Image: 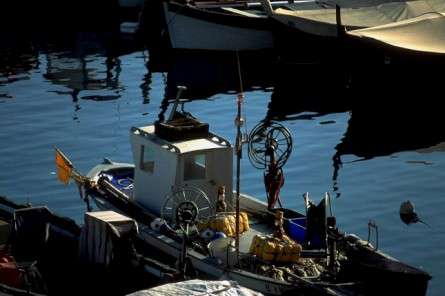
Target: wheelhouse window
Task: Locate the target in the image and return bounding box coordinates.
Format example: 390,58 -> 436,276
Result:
184,153 -> 206,180
140,145 -> 154,173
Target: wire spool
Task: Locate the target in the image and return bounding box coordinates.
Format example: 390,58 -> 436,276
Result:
248,121 -> 293,170
161,186 -> 212,228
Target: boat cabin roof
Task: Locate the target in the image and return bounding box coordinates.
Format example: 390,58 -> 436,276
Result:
133,125 -> 232,154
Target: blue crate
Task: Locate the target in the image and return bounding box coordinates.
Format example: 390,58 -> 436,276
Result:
288,217 -> 306,244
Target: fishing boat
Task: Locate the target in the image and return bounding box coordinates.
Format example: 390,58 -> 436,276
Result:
0,195 -> 182,295
56,89 -> 431,295
161,0 -> 275,51
0,196 -> 81,296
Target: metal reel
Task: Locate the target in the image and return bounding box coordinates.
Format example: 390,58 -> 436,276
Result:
161,186 -> 212,227
248,121 -> 293,170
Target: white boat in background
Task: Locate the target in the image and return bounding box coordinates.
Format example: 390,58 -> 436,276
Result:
162,0 -> 274,51
261,0 -> 445,37
347,12 -> 445,55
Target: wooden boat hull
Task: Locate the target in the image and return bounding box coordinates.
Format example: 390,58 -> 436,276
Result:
162,1 -> 274,51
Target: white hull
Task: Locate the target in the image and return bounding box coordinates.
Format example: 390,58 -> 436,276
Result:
163,4 -> 274,51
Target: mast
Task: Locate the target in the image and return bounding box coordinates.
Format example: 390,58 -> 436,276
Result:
235,52 -> 244,261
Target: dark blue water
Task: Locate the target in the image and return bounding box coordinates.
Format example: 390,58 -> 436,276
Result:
1,33 -> 444,295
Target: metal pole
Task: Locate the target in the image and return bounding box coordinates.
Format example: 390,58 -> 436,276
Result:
235,98 -> 241,261
235,51 -> 244,262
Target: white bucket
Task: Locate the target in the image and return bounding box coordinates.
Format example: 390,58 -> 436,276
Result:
208,237 -> 237,267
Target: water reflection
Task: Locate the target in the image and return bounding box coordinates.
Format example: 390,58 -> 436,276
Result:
334,106 -> 445,160
148,49 -> 354,117
140,63 -> 152,105
38,32 -> 143,119
337,66 -> 445,159
155,51 -> 275,101
0,33 -> 39,100
43,52 -> 122,120
147,50 -> 277,123
265,63 -> 352,122
332,66 -> 445,194
44,53 -> 123,96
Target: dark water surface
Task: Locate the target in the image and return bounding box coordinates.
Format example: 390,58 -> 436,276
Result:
1,33 -> 444,295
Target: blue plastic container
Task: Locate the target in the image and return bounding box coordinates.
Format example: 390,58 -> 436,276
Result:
287,217 -> 306,244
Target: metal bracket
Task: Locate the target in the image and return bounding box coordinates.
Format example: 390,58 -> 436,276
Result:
367,219 -> 379,250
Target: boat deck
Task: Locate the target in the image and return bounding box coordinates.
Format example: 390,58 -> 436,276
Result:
100,168 -> 286,255
239,216 -> 272,253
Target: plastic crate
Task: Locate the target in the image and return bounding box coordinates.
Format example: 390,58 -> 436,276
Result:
287,217 -> 306,244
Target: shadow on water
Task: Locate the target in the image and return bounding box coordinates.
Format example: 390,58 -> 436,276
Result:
0,1 -> 121,32
0,34 -> 40,86
337,65 -> 445,159
265,63 -> 353,122
164,51 -> 276,100
331,65 -> 445,192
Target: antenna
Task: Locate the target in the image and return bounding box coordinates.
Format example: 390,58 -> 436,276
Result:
236,51 -> 244,94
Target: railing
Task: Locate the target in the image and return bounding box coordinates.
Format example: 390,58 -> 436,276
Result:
132,126 -> 232,152
131,126 -> 180,153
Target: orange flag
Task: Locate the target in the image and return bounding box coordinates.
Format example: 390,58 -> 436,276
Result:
55,148 -> 72,185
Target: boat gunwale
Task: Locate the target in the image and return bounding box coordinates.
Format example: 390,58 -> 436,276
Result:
166,0 -> 273,30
